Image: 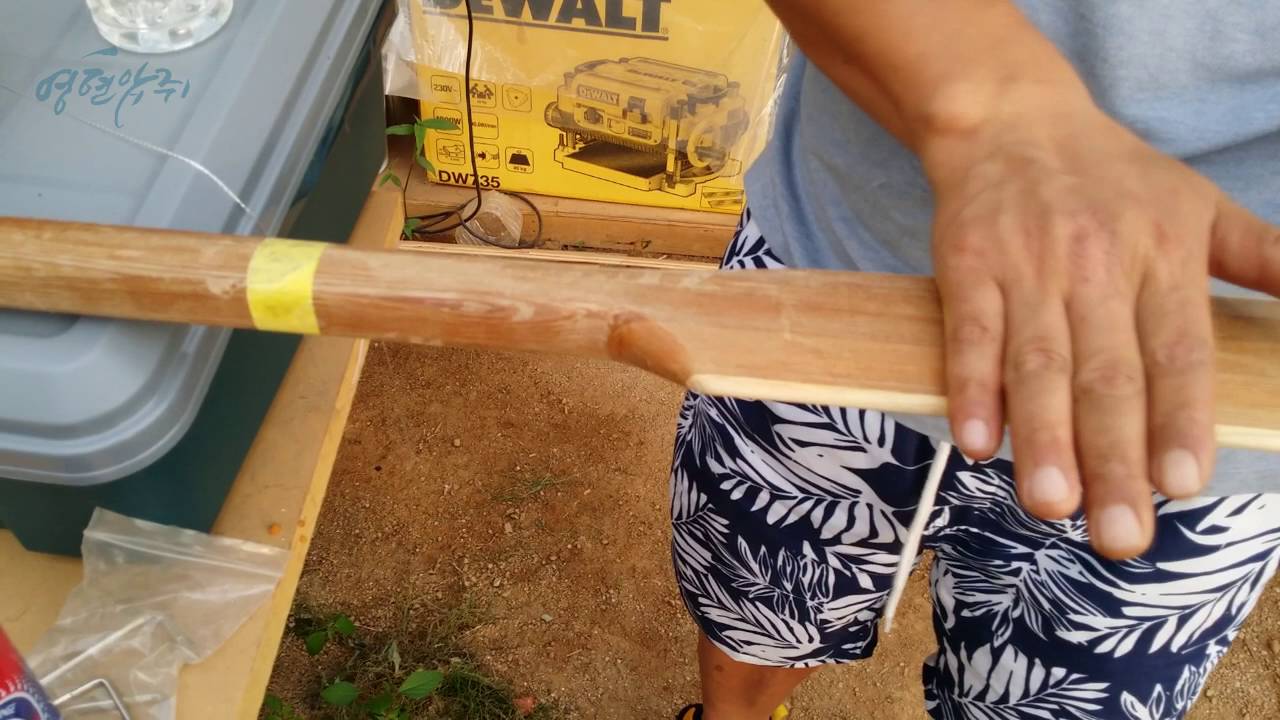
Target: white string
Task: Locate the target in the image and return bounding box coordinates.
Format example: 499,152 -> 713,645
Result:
0,82 -> 266,236
882,440 -> 952,634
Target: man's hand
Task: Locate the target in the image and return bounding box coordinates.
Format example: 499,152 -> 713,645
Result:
924,99 -> 1279,558
765,0 -> 1280,558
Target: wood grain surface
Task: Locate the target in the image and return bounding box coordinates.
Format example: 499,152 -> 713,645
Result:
2,216 -> 1279,450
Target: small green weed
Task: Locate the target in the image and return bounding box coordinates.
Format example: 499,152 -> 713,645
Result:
381,117 -> 458,187
381,117 -> 459,241
268,601 -> 564,720
402,217 -> 423,239
296,613 -> 357,656
263,694 -> 304,720
316,667 -> 444,719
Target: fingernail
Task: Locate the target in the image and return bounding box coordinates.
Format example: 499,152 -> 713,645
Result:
1094,504 -> 1145,555
1161,449 -> 1202,497
959,419 -> 990,452
1026,466 -> 1070,507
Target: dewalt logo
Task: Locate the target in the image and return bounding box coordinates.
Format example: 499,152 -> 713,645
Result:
579,85 -> 620,105
422,0 -> 672,40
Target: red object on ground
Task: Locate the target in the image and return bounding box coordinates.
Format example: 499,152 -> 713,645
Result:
513,695 -> 537,716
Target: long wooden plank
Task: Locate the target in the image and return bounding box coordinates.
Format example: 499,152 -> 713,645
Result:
404,171 -> 736,258
2,216 -> 1280,450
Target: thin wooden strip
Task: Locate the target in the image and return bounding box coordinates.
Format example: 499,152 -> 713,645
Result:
2,216 -> 1279,451
399,239 -> 715,269
689,375 -> 949,417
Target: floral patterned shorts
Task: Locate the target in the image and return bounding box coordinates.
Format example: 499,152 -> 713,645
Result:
669,208 -> 1280,720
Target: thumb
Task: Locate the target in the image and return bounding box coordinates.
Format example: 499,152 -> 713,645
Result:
1210,194 -> 1280,297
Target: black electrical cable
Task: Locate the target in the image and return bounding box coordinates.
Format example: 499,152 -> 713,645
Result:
415,0 -> 482,234
410,0 -> 546,249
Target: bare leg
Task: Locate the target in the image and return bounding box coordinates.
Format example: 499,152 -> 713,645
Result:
699,633 -> 818,720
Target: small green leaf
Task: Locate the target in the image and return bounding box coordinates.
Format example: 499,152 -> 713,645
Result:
418,118 -> 459,131
385,124 -> 415,136
398,669 -> 444,699
412,125 -> 427,158
320,680 -> 360,707
415,154 -> 431,171
379,172 -> 403,189
304,630 -> 328,656
403,218 -> 422,239
263,694 -> 284,713
365,692 -> 394,715
332,614 -> 356,637
423,159 -> 436,175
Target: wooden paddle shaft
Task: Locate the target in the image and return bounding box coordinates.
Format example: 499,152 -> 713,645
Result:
3,216 -> 1280,451
0,217 -> 754,376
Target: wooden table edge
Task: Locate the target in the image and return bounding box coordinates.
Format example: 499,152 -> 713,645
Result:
229,174 -> 405,718
230,337 -> 369,719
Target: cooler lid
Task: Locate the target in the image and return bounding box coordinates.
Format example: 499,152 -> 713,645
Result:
0,0 -> 382,485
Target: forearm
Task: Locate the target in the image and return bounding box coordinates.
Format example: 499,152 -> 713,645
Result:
764,0 -> 1096,157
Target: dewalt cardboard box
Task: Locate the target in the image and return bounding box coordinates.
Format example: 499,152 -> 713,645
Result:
408,0 -> 786,214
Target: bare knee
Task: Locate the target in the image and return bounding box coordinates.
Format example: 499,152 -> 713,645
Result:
698,634 -> 816,720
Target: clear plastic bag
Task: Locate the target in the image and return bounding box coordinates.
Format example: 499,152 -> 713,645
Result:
26,509 -> 287,720
381,1 -> 422,100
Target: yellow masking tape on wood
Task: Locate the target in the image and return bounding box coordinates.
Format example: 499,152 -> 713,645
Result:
246,239 -> 326,334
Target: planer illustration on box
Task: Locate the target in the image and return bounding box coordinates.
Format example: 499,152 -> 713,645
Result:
545,57 -> 749,197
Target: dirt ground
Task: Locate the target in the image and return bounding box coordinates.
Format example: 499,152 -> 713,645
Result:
268,343 -> 1280,719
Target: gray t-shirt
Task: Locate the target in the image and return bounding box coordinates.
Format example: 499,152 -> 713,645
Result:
745,1 -> 1280,495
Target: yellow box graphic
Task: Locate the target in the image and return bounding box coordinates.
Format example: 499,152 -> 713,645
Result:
409,0 -> 785,214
